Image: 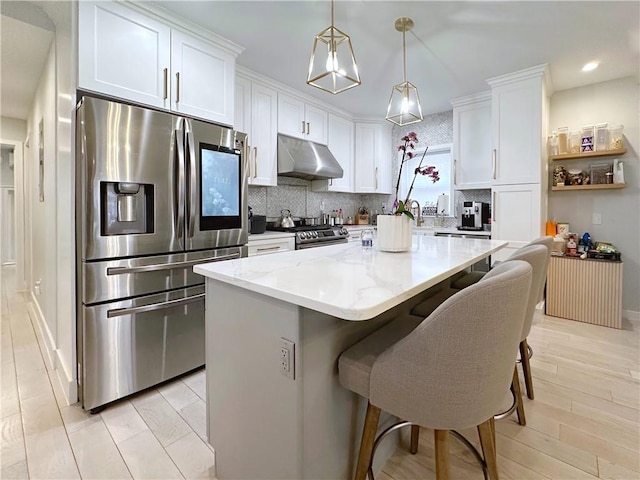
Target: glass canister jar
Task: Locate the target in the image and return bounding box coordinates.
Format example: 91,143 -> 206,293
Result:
595,123 -> 609,151
581,125 -> 594,152
569,131 -> 581,154
557,127 -> 569,155
547,133 -> 559,156
610,125 -> 624,150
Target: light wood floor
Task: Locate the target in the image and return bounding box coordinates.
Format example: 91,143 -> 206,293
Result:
1,264 -> 639,479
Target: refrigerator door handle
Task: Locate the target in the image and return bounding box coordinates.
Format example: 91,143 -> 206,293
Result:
107,293 -> 205,318
185,121 -> 198,238
175,120 -> 186,247
106,253 -> 240,275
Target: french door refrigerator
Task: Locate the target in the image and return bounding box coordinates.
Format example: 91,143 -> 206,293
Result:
76,96 -> 248,412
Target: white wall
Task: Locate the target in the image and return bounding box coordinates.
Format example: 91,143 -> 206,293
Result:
26,39 -> 58,373
1,118 -> 27,141
549,76 -> 640,316
53,2 -> 76,401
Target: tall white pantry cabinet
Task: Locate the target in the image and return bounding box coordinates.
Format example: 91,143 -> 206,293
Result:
487,65 -> 550,262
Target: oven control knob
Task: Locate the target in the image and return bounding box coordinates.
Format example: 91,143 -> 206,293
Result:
340,227 -> 349,236
311,231 -> 318,238
298,232 -> 306,240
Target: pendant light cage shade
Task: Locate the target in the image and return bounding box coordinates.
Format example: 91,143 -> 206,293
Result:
307,25 -> 361,94
386,81 -> 423,126
386,17 -> 423,126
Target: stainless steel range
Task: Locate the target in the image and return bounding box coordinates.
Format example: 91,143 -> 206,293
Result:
268,225 -> 349,249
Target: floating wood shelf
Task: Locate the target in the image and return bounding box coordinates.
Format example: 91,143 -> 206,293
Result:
550,148 -> 627,161
551,183 -> 626,191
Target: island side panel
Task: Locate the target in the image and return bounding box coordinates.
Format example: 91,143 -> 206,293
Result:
299,302 -> 418,478
205,279 -> 303,479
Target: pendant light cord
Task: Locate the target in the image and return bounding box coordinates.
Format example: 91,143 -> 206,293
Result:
402,20 -> 407,83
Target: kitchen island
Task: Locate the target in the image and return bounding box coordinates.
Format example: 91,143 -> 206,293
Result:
194,235 -> 507,479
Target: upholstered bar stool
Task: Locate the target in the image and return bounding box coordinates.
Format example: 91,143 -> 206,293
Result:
338,261 -> 532,480
450,236 -> 553,291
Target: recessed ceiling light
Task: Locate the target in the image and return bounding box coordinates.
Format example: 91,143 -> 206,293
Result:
582,62 -> 599,72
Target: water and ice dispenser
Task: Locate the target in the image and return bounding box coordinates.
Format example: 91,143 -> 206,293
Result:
100,181 -> 154,235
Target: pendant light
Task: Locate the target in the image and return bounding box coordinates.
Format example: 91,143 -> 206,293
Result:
307,0 -> 360,94
386,17 -> 423,126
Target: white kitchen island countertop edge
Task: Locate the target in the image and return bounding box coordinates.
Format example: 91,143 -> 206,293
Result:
195,236 -> 507,321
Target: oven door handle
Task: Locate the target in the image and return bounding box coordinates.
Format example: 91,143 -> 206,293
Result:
107,293 -> 205,318
106,253 -> 240,275
297,239 -> 348,249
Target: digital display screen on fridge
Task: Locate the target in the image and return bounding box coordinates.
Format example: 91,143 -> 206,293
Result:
200,145 -> 241,230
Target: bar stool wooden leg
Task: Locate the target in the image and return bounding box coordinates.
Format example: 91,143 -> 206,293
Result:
354,402 -> 381,480
512,366 -> 526,426
410,425 -> 420,454
478,419 -> 499,480
519,339 -> 535,400
434,429 -> 450,480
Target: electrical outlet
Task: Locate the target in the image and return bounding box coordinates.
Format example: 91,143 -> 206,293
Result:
592,213 -> 602,225
280,338 -> 295,380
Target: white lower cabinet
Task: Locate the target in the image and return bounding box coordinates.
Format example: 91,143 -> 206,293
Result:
491,183 -> 542,263
248,236 -> 295,256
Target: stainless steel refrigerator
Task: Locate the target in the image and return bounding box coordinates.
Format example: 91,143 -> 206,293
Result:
76,96 -> 248,412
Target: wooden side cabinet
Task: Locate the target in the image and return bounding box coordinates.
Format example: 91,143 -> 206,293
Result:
546,256 -> 622,329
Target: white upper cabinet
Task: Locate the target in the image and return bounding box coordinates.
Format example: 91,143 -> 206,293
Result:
312,114 -> 354,192
78,1 -> 238,125
79,2 -> 170,109
451,92 -> 492,189
354,122 -> 392,194
170,31 -> 235,125
487,65 -> 549,186
235,75 -> 278,186
277,93 -> 328,145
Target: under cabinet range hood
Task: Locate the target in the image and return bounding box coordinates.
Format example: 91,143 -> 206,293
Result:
277,134 -> 343,180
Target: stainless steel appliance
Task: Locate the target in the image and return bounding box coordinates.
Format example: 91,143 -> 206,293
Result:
268,225 -> 349,249
76,96 -> 248,412
458,201 -> 490,231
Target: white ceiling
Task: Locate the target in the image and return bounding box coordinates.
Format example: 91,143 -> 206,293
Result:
155,0 -> 639,118
1,8 -> 53,120
1,1 -> 638,122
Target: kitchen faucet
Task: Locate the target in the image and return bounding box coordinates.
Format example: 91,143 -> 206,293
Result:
408,199 -> 424,227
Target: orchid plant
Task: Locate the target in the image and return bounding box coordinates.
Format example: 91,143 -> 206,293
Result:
393,132 -> 440,220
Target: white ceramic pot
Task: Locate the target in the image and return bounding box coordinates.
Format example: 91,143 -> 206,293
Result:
376,214 -> 413,252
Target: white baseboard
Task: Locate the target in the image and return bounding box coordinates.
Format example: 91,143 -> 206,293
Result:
623,310 -> 640,322
26,295 -> 77,406
26,298 -> 55,370
55,358 -> 77,405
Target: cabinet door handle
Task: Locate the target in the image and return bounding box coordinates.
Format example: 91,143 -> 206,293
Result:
453,159 -> 457,185
301,121 -> 306,135
492,191 -> 497,223
375,167 -> 378,190
246,144 -> 252,179
329,178 -> 333,187
306,122 -> 310,135
492,149 -> 497,180
175,72 -> 180,104
163,68 -> 168,100
256,246 -> 281,252
253,147 -> 258,178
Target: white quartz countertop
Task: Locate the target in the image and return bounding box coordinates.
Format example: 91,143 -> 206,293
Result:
195,236 -> 506,321
248,231 -> 295,241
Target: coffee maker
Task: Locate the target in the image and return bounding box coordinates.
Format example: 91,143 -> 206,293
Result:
459,201 -> 490,231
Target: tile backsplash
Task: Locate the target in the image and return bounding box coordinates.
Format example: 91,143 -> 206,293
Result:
248,109 -> 490,224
